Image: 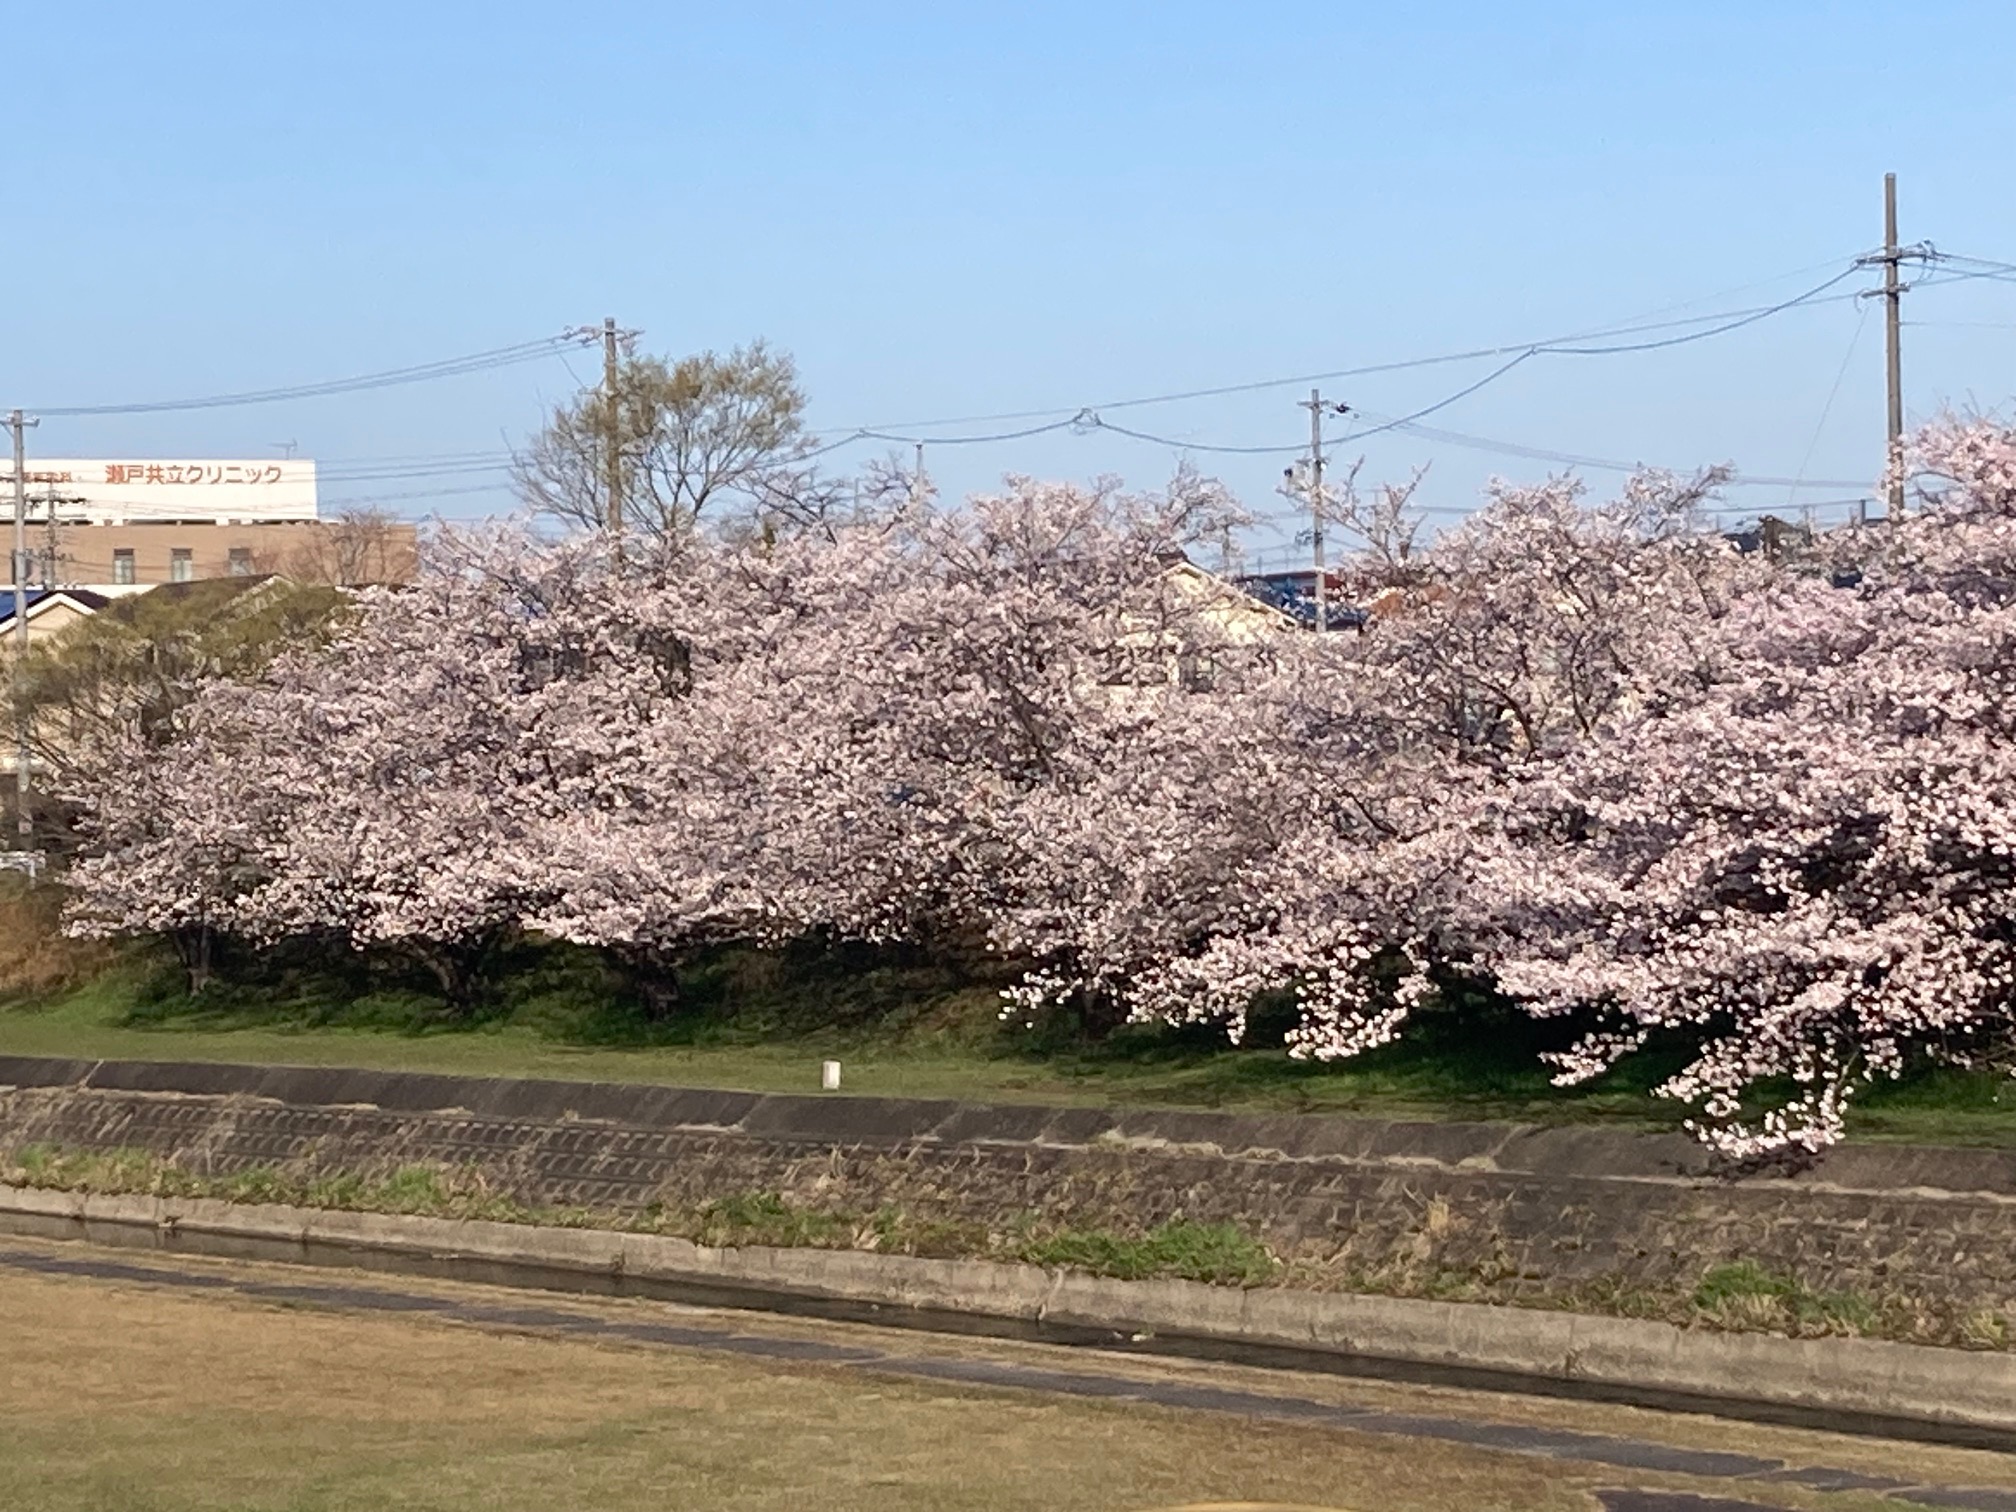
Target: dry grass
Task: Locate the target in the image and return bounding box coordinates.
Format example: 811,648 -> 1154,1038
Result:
0,881 -> 116,1001
0,1233 -> 2007,1507
0,1266 -> 1596,1512
0,1255 -> 1908,1512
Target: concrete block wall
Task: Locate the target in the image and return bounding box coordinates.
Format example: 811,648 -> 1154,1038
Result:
0,1056 -> 2011,1318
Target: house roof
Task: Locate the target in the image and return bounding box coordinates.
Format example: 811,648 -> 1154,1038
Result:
95,573 -> 288,624
0,588 -> 112,629
1165,558 -> 1298,627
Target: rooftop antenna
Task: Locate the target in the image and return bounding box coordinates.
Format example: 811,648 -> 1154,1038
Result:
271,440 -> 298,460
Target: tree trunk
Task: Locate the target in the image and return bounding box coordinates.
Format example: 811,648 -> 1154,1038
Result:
1075,986 -> 1130,1043
616,943 -> 682,1022
172,922 -> 214,995
409,927 -> 514,1018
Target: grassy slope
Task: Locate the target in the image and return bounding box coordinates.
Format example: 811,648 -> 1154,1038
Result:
1,878 -> 2009,1145
2,948 -> 2010,1147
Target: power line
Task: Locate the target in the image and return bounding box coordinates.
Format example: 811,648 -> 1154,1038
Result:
1784,303 -> 1872,512
321,458 -> 515,483
320,482 -> 516,507
1365,419 -> 1868,489
1334,353 -> 1536,444
1927,251 -> 2016,275
19,251 -> 2010,434
26,241 -> 2016,516
854,261 -> 1879,432
1077,418 -> 1307,455
856,260 -> 2013,444
853,419 -> 1081,448
842,267 -> 1867,461
1542,267 -> 1863,355
34,335 -> 592,418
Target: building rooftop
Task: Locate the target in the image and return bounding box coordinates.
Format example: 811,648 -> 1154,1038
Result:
0,587 -> 112,631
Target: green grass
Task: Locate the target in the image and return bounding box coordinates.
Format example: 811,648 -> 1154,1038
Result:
3,1143 -> 1281,1290
1019,1219 -> 1278,1286
1692,1261 -> 1879,1336
0,952 -> 1694,1124
2,942 -> 2013,1147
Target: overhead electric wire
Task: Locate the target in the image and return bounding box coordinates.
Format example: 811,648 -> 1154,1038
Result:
1540,267 -> 1863,355
1334,353 -> 1537,445
35,334 -> 592,418
852,418 -> 1081,448
855,260 -> 1879,432
26,244 -> 2016,521
319,481 -> 519,507
1926,251 -> 2016,275
1077,418 -> 1309,455
841,266 -> 1869,462
1360,419 -> 1869,489
320,458 -> 516,483
1338,267 -> 1863,444
1783,304 -> 1872,511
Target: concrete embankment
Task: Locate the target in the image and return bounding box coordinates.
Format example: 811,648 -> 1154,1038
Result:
4,1054 -> 2016,1312
6,1181 -> 2016,1449
3,1054 -> 2015,1442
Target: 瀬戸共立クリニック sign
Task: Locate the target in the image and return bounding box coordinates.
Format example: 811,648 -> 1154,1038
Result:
0,459 -> 319,524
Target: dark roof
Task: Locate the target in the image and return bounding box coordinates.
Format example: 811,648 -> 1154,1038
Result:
98,574 -> 284,625
1233,571 -> 1368,630
0,588 -> 111,625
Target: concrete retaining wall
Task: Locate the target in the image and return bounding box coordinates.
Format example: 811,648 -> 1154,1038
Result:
2,1055 -> 2014,1328
9,1182 -> 2016,1443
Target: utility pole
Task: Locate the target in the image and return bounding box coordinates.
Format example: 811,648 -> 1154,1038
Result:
9,409 -> 37,851
1856,175 -> 1927,521
1882,172 -> 1905,522
602,317 -> 624,545
912,442 -> 926,506
39,486 -> 56,588
1296,390 -> 1350,631
1301,388 -> 1328,632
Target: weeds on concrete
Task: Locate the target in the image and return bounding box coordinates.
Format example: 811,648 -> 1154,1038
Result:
7,1142 -> 2007,1350
1692,1260 -> 1878,1337
1,1145 -> 1277,1289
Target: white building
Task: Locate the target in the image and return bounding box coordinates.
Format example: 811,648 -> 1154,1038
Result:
1,458 -> 318,526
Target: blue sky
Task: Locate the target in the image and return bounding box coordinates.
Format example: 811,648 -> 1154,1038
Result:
11,2 -> 2016,556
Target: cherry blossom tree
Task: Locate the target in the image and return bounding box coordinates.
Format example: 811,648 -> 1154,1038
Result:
522,469 -> 1254,1016
67,527 -> 617,1008
62,712 -> 272,992
60,417 -> 2016,1152
1464,420 -> 2016,1156
995,466 -> 1747,1053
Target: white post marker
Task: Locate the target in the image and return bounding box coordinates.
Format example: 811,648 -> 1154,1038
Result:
821,1060 -> 841,1091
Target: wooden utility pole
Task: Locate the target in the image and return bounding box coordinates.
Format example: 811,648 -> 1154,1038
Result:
1301,388 -> 1327,632
1882,173 -> 1905,521
8,408 -> 36,849
39,487 -> 56,587
602,317 -> 624,545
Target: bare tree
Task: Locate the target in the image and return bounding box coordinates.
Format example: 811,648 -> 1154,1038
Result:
277,506 -> 418,586
516,339 -> 835,547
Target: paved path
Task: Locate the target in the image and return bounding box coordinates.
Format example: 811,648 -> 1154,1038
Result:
2,1242 -> 2010,1512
